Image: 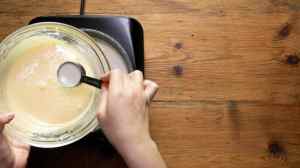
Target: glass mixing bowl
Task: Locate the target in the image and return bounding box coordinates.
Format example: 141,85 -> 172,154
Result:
0,22 -> 110,148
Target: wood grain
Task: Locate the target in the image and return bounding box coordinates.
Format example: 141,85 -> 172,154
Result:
150,101 -> 300,168
0,0 -> 80,40
84,0 -> 300,104
0,0 -> 80,15
0,0 -> 300,168
139,12 -> 300,104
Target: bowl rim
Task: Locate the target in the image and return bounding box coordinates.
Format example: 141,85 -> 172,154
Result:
0,22 -> 110,148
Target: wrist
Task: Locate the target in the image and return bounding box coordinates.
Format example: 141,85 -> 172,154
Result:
116,137 -> 158,159
0,154 -> 14,168
0,141 -> 14,168
115,138 -> 167,168
116,136 -> 155,153
114,134 -> 155,154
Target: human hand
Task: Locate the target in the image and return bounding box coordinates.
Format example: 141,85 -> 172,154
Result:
0,114 -> 30,168
97,69 -> 166,168
97,69 -> 158,150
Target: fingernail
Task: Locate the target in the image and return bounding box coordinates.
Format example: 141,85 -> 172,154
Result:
5,113 -> 15,120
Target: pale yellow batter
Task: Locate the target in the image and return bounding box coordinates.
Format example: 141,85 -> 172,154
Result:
0,35 -> 96,124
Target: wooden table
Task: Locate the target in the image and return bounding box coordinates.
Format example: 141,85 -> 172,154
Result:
1,0 -> 300,167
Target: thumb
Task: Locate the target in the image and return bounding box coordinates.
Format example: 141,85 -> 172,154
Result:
144,80 -> 159,103
0,113 -> 15,132
97,86 -> 108,122
100,72 -> 111,83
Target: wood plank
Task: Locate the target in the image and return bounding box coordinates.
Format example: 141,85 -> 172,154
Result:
0,0 -> 80,39
150,101 -> 300,168
1,0 -> 300,168
85,0 -> 220,14
26,101 -> 300,168
0,15 -> 35,40
84,0 -> 300,104
0,0 -> 80,15
114,12 -> 300,104
85,0 -> 299,14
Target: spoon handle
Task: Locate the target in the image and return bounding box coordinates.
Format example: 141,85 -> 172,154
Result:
81,76 -> 102,88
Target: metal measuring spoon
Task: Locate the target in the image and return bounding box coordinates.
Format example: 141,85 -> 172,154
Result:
57,62 -> 101,88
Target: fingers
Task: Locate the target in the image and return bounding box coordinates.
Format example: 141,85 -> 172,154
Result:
101,69 -> 125,90
0,113 -> 15,126
100,72 -> 110,82
129,70 -> 143,84
100,69 -> 158,105
100,72 -> 110,90
0,113 -> 14,132
144,80 -> 159,103
101,69 -> 144,85
97,86 -> 108,121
